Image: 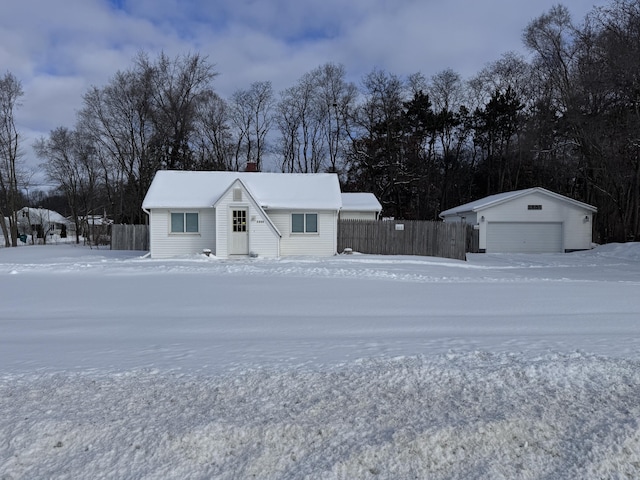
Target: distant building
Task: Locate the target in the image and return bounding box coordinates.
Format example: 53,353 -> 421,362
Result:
17,207 -> 72,241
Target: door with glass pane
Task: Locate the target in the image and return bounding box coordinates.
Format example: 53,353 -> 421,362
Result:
230,208 -> 249,255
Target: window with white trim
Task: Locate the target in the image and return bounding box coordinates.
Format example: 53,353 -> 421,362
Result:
291,213 -> 318,233
170,212 -> 199,233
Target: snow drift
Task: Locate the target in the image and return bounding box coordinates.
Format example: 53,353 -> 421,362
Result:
1,243 -> 640,478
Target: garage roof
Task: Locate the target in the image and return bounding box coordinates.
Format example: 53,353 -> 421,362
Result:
439,187 -> 597,218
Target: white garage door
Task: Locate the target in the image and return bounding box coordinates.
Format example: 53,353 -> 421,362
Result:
486,222 -> 563,253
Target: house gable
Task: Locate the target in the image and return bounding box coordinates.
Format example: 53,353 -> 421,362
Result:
213,179 -> 281,258
213,179 -> 281,237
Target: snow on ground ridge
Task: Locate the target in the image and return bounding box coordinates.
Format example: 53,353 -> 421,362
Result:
2,352 -> 640,479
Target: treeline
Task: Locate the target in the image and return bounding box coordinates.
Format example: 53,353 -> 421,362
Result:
2,0 -> 639,246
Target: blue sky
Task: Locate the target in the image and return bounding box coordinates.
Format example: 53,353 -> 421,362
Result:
1,0 -> 609,180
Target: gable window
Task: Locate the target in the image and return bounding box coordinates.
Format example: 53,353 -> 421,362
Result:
528,205 -> 542,210
292,213 -> 318,233
171,212 -> 199,233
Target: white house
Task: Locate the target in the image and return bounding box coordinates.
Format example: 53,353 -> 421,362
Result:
439,187 -> 597,253
142,170 -> 345,259
340,193 -> 382,220
17,207 -> 72,241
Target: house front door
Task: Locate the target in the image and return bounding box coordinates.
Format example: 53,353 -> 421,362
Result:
230,208 -> 249,255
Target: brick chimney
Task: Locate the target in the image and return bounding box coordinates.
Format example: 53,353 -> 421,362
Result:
245,161 -> 258,172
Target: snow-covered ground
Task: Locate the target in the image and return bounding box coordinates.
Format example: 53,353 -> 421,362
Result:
1,244 -> 640,478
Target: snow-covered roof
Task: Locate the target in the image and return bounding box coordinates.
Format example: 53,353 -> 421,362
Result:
81,215 -> 114,226
341,193 -> 382,212
142,171 -> 342,210
439,187 -> 597,218
18,207 -> 71,225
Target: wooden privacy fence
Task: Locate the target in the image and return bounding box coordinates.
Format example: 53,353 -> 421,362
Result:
338,219 -> 479,260
109,221 -> 478,258
111,224 -> 149,251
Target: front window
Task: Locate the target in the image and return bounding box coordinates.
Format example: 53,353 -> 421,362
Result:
171,212 -> 199,233
292,213 -> 318,233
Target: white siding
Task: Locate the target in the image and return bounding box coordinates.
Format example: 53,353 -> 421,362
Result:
478,191 -> 594,252
340,211 -> 377,221
268,210 -> 338,256
148,208 -> 215,258
214,183 -> 280,259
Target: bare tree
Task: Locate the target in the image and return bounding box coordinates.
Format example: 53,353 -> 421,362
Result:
276,72 -> 324,173
79,69 -> 154,223
428,69 -> 475,209
137,52 -> 218,170
467,52 -> 534,112
574,0 -> 640,240
523,5 -> 578,110
523,2 -> 640,241
34,127 -> 101,244
230,81 -> 274,171
275,84 -> 302,173
276,63 -> 357,174
0,72 -> 24,247
78,52 -> 219,223
315,63 -> 358,174
193,92 -> 233,170
467,54 -> 534,194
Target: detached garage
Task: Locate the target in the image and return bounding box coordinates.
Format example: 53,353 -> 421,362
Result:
439,187 -> 597,253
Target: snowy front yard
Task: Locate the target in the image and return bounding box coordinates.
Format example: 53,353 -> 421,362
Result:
1,244 -> 640,478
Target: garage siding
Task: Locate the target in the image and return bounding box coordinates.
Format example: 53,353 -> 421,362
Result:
441,188 -> 595,254
477,191 -> 594,252
486,222 -> 563,253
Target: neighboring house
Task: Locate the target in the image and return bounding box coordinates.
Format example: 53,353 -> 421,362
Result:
439,187 -> 597,253
17,207 -> 72,240
340,193 -> 382,221
80,214 -> 114,227
76,214 -> 114,245
142,170 -> 345,259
